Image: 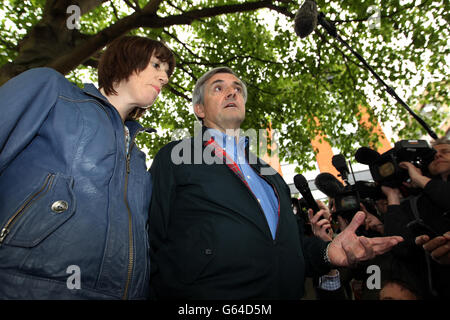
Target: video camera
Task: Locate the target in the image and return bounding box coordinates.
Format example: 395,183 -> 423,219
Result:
333,180 -> 384,223
355,140 -> 436,188
315,154 -> 385,223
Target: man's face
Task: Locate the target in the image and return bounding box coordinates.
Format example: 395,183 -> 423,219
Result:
379,282 -> 418,300
195,72 -> 245,132
428,144 -> 450,179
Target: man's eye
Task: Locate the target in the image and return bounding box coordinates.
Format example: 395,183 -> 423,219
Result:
235,87 -> 241,92
214,86 -> 222,91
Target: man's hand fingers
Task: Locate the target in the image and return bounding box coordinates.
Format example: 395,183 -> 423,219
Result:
345,211 -> 366,234
316,219 -> 330,228
359,236 -> 374,260
430,243 -> 450,260
341,240 -> 358,266
415,235 -> 430,246
310,209 -> 326,224
307,208 -> 313,222
316,200 -> 326,210
422,236 -> 447,252
368,236 -> 404,254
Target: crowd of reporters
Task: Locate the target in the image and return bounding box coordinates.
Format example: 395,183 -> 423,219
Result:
294,137 -> 450,300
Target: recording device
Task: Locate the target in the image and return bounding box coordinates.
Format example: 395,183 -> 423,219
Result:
314,172 -> 343,198
293,174 -> 320,213
406,219 -> 439,239
294,0 -> 318,38
293,2 -> 438,140
355,140 -> 436,187
332,154 -> 350,184
315,172 -> 384,223
294,0 -> 337,39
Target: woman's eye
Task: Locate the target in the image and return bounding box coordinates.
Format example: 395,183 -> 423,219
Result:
152,62 -> 160,69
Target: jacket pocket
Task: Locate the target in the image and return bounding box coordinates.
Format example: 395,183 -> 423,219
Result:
0,172 -> 76,248
173,221 -> 216,285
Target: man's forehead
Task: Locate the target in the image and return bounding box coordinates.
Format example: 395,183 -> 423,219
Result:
435,144 -> 450,150
206,73 -> 241,86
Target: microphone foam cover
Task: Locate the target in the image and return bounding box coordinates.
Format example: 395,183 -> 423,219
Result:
314,172 -> 344,198
294,0 -> 318,38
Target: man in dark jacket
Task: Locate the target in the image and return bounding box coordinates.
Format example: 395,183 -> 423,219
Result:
148,67 -> 403,300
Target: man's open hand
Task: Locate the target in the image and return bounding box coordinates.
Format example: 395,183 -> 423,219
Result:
327,211 -> 403,267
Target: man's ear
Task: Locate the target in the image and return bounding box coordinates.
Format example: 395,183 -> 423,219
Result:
194,103 -> 205,120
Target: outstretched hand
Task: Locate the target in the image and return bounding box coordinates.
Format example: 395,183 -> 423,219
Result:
327,211 -> 403,267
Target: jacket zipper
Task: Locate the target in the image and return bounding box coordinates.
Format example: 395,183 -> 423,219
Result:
121,127 -> 146,300
0,174 -> 55,244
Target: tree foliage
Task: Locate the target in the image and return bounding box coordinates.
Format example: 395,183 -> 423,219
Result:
0,0 -> 448,171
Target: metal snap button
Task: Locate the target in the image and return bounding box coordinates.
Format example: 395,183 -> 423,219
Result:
51,200 -> 69,213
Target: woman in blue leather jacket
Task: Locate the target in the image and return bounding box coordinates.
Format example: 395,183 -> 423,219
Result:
0,35 -> 175,299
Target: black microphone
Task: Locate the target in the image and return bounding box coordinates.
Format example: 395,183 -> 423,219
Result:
294,0 -> 318,38
314,172 -> 344,198
354,147 -> 381,165
332,154 -> 350,180
294,174 -> 320,213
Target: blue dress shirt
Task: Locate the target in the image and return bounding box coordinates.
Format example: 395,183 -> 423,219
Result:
207,129 -> 279,239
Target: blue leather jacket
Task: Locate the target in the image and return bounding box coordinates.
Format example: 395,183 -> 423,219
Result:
0,68 -> 152,299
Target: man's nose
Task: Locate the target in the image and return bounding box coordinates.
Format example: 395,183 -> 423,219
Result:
225,87 -> 236,99
434,150 -> 442,159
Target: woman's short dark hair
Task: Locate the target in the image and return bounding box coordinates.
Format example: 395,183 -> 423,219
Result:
98,36 -> 175,120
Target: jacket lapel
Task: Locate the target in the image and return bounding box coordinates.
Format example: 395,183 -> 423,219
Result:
201,131 -> 275,239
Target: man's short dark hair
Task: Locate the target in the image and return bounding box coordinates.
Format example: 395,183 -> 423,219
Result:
431,137 -> 450,147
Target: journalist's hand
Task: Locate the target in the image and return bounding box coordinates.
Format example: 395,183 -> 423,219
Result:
360,202 -> 384,234
307,200 -> 333,242
381,185 -> 402,205
399,161 -> 431,189
327,211 -> 403,267
415,231 -> 450,265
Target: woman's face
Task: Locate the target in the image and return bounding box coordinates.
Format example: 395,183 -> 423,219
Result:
123,55 -> 170,108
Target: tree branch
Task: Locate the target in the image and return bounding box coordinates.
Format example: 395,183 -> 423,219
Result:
111,2 -> 120,20
139,1 -> 274,27
46,0 -> 277,74
123,0 -> 141,12
165,83 -> 191,101
333,0 -> 433,24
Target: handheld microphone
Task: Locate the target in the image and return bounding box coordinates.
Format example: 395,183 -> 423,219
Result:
314,172 -> 344,198
294,174 -> 320,213
354,146 -> 381,165
294,0 -> 318,38
332,154 -> 350,182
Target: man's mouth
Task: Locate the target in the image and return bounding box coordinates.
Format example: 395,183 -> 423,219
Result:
224,103 -> 237,108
